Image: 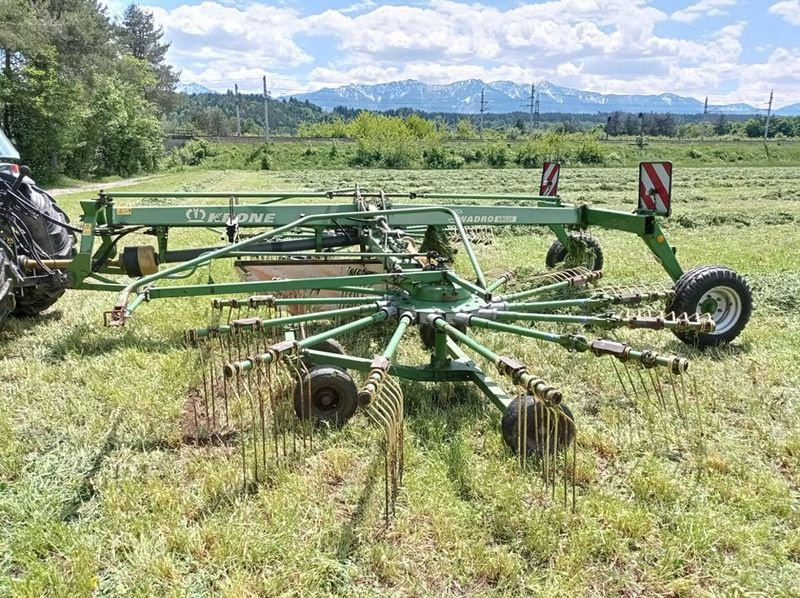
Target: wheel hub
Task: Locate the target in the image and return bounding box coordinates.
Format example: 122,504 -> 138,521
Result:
698,286 -> 742,335
315,389 -> 339,410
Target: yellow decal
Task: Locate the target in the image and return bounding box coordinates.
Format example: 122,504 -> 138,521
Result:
117,206 -> 132,215
656,234 -> 666,243
82,223 -> 92,236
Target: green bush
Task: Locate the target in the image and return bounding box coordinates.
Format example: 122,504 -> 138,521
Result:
423,146 -> 465,169
348,141 -> 419,168
514,143 -> 541,168
485,144 -> 509,168
165,139 -> 214,167
349,142 -> 382,167
380,144 -> 418,168
458,147 -> 483,164
573,135 -> 606,165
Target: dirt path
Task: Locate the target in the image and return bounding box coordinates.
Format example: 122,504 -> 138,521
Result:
46,174 -> 163,197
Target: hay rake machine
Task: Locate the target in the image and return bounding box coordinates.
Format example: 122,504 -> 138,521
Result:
0,162 -> 752,517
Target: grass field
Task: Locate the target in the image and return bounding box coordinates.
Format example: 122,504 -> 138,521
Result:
2,166 -> 799,596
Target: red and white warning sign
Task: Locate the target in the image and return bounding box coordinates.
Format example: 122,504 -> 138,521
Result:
638,161 -> 673,216
540,161 -> 560,197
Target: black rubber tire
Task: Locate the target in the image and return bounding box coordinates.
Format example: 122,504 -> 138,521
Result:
668,265 -> 752,348
501,396 -> 575,456
293,365 -> 359,427
545,233 -> 604,272
11,180 -> 75,316
302,338 -> 345,368
0,245 -> 15,327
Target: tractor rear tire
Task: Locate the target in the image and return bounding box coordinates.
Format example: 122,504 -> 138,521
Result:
293,365 -> 359,428
668,265 -> 752,348
12,181 -> 75,316
546,233 -> 604,272
0,245 -> 15,327
501,396 -> 575,456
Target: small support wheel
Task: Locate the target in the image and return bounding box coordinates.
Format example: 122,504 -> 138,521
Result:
546,233 -> 604,272
501,395 -> 575,456
668,265 -> 752,347
293,365 -> 358,427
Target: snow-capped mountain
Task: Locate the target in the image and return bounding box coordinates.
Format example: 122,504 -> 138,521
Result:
176,82 -> 215,95
286,79 -> 762,115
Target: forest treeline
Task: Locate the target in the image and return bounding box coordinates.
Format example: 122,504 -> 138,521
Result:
0,1 -> 176,181
170,95 -> 800,142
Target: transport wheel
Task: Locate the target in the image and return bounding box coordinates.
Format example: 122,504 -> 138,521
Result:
293,365 -> 358,427
501,395 -> 575,456
668,265 -> 752,348
545,233 -> 604,272
12,181 -> 75,316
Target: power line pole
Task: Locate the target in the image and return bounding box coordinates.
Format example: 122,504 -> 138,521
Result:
479,88 -> 486,140
702,96 -> 708,141
262,75 -> 270,142
234,83 -> 241,136
764,89 -> 774,141
528,83 -> 535,132
534,94 -> 540,130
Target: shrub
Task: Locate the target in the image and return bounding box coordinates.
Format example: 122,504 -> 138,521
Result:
349,142 -> 380,167
423,146 -> 465,169
485,144 -> 508,168
514,143 -> 541,168
573,135 -> 606,165
165,139 -> 213,167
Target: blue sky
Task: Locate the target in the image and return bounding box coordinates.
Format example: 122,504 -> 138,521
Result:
114,0 -> 800,107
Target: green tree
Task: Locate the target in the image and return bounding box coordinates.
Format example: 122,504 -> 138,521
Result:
714,114 -> 730,136
119,4 -> 179,112
455,118 -> 476,139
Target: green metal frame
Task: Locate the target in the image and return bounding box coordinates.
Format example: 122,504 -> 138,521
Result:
68,189 -> 683,300
57,186 -> 691,413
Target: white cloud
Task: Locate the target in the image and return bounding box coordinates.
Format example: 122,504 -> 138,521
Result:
671,0 -> 737,23
340,0 -> 377,14
147,0 -> 800,105
769,0 -> 800,25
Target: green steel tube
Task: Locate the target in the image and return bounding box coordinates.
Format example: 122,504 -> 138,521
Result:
431,317 -> 500,363
418,193 -> 561,202
383,314 -> 413,359
298,309 -> 391,350
485,273 -> 513,293
273,296 -> 380,305
105,191 -> 329,199
469,317 -> 577,348
445,272 -> 492,300
471,317 -> 688,373
494,311 -> 713,332
188,303 -> 381,340
504,297 -> 610,312
432,316 -> 562,403
502,279 -> 573,302
113,205 -> 485,318
357,313 -> 413,406
224,309 -> 392,377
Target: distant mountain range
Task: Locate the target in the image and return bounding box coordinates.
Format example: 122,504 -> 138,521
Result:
177,78 -> 800,116
176,82 -> 215,94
